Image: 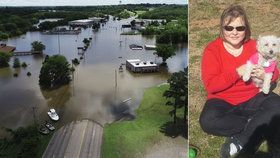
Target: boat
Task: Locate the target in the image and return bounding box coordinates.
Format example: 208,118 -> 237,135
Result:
47,108 -> 59,121
45,121 -> 55,131
129,44 -> 143,50
38,125 -> 49,135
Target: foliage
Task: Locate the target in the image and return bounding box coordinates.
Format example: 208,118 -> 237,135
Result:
130,20 -> 136,27
72,58 -> 80,65
140,26 -> 161,35
39,55 -> 71,89
163,68 -> 188,124
156,20 -> 188,44
0,4 -> 177,39
0,52 -> 11,68
21,62 -> 27,67
31,41 -> 45,52
155,44 -> 175,63
118,10 -> 131,19
138,5 -> 187,20
13,57 -> 21,68
83,38 -> 90,46
92,22 -> 100,30
0,125 -> 53,157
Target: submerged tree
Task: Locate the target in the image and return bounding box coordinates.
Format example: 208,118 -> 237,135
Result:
163,67 -> 188,124
39,55 -> 71,89
0,52 -> 11,68
155,44 -> 175,64
31,41 -> 45,52
13,57 -> 21,68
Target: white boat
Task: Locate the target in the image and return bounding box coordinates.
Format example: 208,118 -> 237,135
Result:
47,108 -> 59,121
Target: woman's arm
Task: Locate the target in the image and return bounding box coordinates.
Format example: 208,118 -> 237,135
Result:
201,47 -> 240,94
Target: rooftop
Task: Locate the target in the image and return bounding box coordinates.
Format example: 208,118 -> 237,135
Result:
127,59 -> 157,67
0,44 -> 16,53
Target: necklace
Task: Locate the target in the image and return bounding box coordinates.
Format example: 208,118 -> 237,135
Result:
223,42 -> 243,57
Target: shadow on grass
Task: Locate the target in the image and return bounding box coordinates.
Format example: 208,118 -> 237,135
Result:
159,118 -> 187,139
236,151 -> 271,158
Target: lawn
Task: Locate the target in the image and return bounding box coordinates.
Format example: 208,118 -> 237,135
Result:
101,85 -> 186,158
189,1 -> 280,157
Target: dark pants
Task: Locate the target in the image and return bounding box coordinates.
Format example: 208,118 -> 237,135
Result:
199,92 -> 280,155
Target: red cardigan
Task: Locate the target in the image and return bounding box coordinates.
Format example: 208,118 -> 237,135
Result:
201,38 -> 279,105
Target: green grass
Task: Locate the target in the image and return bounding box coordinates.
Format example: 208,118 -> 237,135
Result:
135,10 -> 147,15
189,1 -> 280,157
101,85 -> 185,158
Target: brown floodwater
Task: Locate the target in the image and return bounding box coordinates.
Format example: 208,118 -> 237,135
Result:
0,17 -> 187,130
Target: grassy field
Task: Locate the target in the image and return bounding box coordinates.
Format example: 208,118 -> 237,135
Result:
101,85 -> 186,158
189,1 -> 280,157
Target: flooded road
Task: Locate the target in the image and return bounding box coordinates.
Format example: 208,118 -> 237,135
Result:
0,17 -> 187,129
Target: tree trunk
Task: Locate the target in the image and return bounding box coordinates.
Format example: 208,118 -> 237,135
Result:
173,104 -> 177,124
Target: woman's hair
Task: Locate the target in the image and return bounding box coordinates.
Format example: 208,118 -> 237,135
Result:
219,4 -> 251,42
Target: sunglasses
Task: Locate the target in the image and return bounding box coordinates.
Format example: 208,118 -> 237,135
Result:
223,26 -> 246,31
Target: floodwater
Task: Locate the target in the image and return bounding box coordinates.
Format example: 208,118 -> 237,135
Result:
0,17 -> 187,130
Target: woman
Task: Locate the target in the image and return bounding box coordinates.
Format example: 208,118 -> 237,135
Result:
199,4 -> 280,158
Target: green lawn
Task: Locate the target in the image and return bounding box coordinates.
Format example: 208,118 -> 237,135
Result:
101,85 -> 185,158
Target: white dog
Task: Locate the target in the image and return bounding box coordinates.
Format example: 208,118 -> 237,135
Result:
243,35 -> 280,94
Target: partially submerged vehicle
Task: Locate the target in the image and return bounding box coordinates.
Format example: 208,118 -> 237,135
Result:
45,121 -> 55,131
38,125 -> 49,135
129,44 -> 143,50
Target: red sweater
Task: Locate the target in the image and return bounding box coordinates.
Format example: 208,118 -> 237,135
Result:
201,38 -> 279,105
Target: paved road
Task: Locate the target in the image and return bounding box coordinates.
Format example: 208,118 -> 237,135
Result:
43,119 -> 103,158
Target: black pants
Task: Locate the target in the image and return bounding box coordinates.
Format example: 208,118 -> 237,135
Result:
199,92 -> 280,155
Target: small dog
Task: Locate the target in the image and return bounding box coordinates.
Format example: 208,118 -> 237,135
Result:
243,35 -> 280,94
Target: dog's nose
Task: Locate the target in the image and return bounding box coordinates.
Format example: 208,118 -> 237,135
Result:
270,50 -> 274,54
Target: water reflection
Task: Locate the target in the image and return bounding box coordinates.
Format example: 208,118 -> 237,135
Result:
0,17 -> 187,130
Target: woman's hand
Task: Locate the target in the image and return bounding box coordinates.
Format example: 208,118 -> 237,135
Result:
236,64 -> 247,77
251,65 -> 265,80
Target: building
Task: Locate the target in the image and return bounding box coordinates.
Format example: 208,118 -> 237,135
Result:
0,44 -> 16,53
68,19 -> 94,26
126,59 -> 159,73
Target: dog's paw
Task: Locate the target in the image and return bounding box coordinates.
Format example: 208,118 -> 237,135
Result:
243,74 -> 250,82
262,87 -> 270,94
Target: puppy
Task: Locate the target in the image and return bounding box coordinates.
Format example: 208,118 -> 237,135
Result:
243,35 -> 280,94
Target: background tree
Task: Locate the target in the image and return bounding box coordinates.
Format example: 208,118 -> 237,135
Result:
13,57 -> 21,68
39,55 -> 71,89
155,44 -> 175,64
0,52 -> 11,68
31,41 -> 45,52
163,68 -> 187,124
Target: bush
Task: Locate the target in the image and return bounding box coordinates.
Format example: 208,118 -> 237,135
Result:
21,62 -> 27,68
13,58 -> 21,68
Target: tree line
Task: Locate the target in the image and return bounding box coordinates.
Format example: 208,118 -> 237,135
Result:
0,4 -> 182,40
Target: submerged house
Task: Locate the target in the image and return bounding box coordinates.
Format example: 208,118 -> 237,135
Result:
126,59 -> 159,73
0,44 -> 16,53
